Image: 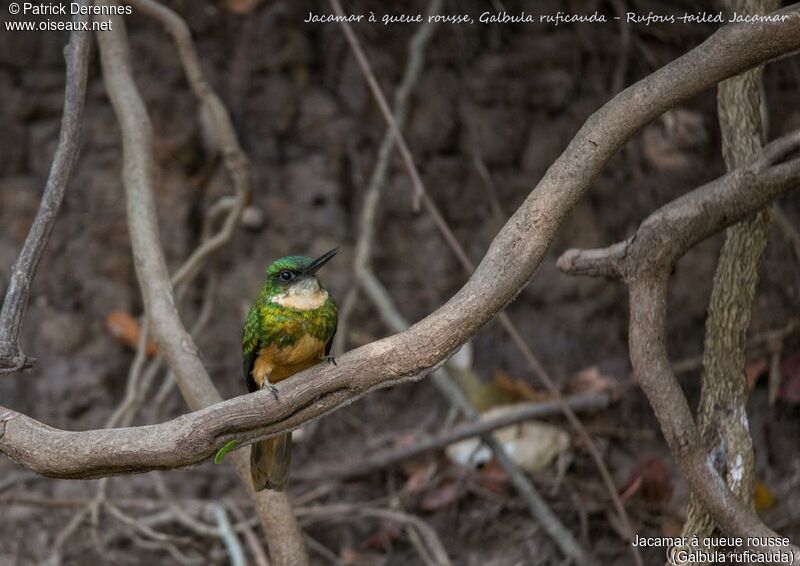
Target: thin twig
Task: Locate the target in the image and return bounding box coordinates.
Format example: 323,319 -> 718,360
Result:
558,130 -> 800,564
333,0 -> 441,356
358,270 -> 594,564
210,504 -> 247,566
229,501 -> 272,566
295,390 -> 618,481
0,4 -> 92,374
3,8 -> 800,560
300,504 -> 451,566
331,4 -> 630,562
126,0 -> 252,290
95,7 -> 305,565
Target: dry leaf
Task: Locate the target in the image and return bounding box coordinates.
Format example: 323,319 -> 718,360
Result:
364,521 -> 403,550
564,366 -> 617,395
449,366 -> 516,412
745,358 -> 768,391
754,481 -> 775,512
224,0 -> 260,14
494,369 -> 547,402
779,352 -> 800,404
419,480 -> 462,511
105,311 -> 157,356
619,456 -> 673,505
474,459 -> 510,494
446,410 -> 570,473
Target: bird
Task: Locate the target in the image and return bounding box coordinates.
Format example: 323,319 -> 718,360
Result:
242,248 -> 338,491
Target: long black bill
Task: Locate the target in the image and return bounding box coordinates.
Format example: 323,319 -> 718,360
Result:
304,248 -> 338,275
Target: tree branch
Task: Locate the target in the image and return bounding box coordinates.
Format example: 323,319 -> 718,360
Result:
2,7 -> 800,560
683,0 -> 777,552
94,8 -> 305,565
558,129 -> 800,563
0,4 -> 92,374
295,391 -> 617,482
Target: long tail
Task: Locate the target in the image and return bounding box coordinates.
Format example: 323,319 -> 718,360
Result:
250,433 -> 292,491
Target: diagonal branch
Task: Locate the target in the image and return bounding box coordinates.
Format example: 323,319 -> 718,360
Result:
684,0 -> 777,548
2,5 -> 800,560
0,4 -> 92,374
329,2 -> 601,560
94,8 -> 305,565
558,129 -> 800,563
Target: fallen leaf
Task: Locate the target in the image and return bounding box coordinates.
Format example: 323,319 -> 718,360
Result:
779,352 -> 800,404
493,369 -> 548,402
224,0 -> 260,14
105,311 -> 158,355
619,456 -> 673,505
364,521 -> 403,550
754,481 -> 775,512
419,480 -> 462,511
660,515 -> 684,538
448,366 -> 516,412
402,462 -> 434,495
745,358 -> 768,391
474,459 -> 510,494
564,366 -> 617,395
446,410 -> 570,473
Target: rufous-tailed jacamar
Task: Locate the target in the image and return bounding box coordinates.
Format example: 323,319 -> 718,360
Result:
243,249 -> 338,491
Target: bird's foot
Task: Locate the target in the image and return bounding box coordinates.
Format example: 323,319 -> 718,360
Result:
326,355 -> 337,367
265,383 -> 279,400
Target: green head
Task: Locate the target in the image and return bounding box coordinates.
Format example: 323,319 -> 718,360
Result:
260,248 -> 338,306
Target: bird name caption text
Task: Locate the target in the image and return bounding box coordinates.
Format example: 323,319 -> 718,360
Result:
304,10 -> 792,27
631,534 -> 794,565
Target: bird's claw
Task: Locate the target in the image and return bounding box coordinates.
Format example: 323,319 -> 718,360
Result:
266,383 -> 279,400
326,355 -> 337,367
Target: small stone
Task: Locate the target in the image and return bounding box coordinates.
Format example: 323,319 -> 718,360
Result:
241,206 -> 266,230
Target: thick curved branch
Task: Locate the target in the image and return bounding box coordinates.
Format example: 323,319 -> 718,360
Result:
686,0 -> 775,547
557,130 -> 800,563
628,280 -> 799,564
295,391 -> 617,482
0,5 -> 92,374
94,9 -> 305,565
557,129 -> 800,280
2,0 -> 800,489
126,0 -> 252,289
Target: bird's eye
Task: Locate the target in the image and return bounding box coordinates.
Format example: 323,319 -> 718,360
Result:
279,270 -> 294,282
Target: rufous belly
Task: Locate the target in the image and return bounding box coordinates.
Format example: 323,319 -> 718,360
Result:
252,334 -> 327,385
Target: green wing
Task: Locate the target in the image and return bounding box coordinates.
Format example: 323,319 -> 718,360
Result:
243,306 -> 261,393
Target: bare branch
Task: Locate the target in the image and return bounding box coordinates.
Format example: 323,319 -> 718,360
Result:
295,391 -> 618,481
2,7 -> 800,561
125,0 -> 252,290
685,0 -> 776,548
94,9 -> 304,565
0,4 -> 92,374
557,127 -> 800,563
557,130 -> 800,280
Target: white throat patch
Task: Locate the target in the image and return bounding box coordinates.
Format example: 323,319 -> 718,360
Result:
270,278 -> 328,310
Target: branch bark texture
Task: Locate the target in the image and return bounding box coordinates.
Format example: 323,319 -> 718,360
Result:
682,0 -> 777,552
2,6 -> 800,561
558,129 -> 800,564
94,9 -> 305,565
0,4 -> 92,374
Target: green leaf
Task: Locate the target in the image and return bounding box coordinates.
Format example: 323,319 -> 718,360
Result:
214,440 -> 238,464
